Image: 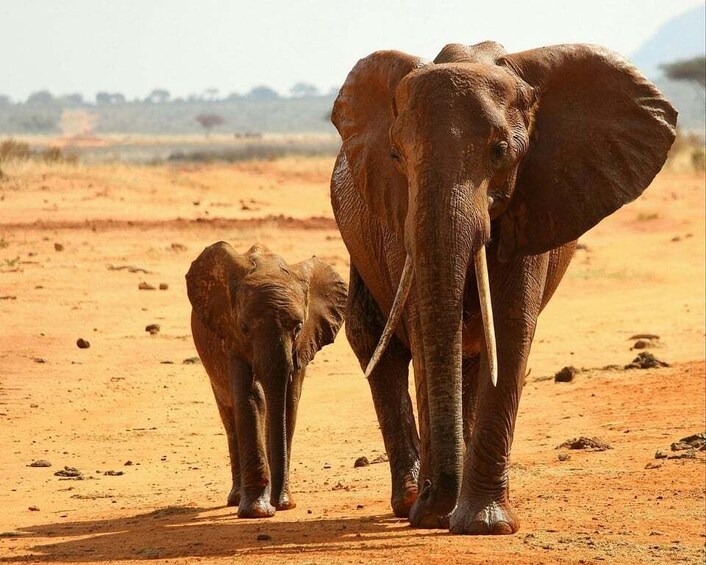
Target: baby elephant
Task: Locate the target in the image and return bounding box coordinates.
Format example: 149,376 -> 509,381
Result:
186,242 -> 347,518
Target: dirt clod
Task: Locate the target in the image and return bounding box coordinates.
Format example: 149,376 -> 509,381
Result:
159,283 -> 169,290
33,357 -> 47,363
145,324 -> 160,335
670,433 -> 705,451
554,366 -> 578,383
354,456 -> 370,468
257,534 -> 272,541
655,450 -> 668,459
28,460 -> 52,467
557,452 -> 571,461
104,470 -> 124,476
76,338 -> 90,349
624,352 -> 669,369
28,506 -> 40,512
54,243 -> 64,251
557,437 -> 612,451
138,282 -> 156,290
370,453 -> 389,464
182,357 -> 201,365
54,466 -> 82,478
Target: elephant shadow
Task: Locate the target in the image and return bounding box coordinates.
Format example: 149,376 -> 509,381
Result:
0,506 -> 428,562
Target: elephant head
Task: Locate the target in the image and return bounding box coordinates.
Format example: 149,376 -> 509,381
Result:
186,242 -> 347,510
332,42 -> 676,515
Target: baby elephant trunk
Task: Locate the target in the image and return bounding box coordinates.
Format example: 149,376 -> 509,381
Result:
260,337 -> 294,510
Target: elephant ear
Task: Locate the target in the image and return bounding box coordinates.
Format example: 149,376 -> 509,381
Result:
497,44 -> 677,259
290,257 -> 347,368
185,241 -> 254,344
332,50 -> 427,238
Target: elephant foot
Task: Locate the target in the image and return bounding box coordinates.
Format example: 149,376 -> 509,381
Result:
391,478 -> 419,518
407,480 -> 453,529
238,489 -> 276,519
449,496 -> 519,535
272,488 -> 297,511
226,485 -> 240,507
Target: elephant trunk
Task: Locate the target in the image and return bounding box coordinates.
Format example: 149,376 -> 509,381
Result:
407,176 -> 490,515
259,338 -> 292,510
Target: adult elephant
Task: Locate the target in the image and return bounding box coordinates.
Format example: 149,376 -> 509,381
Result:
330,42 -> 676,534
187,242 -> 347,518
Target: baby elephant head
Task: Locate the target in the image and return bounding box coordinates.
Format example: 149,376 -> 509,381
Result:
186,241 -> 347,516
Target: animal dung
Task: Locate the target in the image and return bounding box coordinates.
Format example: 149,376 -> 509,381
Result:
76,338 -> 90,349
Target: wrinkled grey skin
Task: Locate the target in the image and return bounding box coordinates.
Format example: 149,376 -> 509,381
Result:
330,42 -> 676,534
187,242 -> 347,518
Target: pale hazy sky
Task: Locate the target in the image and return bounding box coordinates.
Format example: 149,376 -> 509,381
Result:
1,0 -> 702,100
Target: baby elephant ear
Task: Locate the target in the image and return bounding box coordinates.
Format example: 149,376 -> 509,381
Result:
498,44 -> 677,259
185,241 -> 253,343
291,257 -> 348,367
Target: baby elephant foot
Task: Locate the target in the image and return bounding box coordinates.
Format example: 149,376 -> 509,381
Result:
238,489 -> 276,519
407,480 -> 453,529
391,476 -> 419,518
226,485 -> 240,507
449,497 -> 519,535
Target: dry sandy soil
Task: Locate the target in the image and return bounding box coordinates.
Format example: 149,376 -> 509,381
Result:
0,154 -> 704,564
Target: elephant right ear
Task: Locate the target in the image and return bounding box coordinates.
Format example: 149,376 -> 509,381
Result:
185,241 -> 254,343
332,50 -> 426,239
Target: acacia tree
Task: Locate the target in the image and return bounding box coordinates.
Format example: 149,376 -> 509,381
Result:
661,56 -> 706,91
196,113 -> 225,137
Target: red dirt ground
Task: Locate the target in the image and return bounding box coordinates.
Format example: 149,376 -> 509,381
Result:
0,157 -> 704,564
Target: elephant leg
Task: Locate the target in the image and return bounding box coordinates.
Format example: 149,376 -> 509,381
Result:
212,394 -> 241,507
450,253 -> 548,535
346,266 -> 420,517
230,354 -> 275,518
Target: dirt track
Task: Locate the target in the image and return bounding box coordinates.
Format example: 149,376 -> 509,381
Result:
0,157 -> 704,564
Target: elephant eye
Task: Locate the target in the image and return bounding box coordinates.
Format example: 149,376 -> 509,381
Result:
490,141 -> 509,166
389,150 -> 400,162
293,322 -> 303,337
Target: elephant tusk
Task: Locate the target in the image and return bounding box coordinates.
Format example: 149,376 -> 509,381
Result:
474,245 -> 498,387
364,255 -> 414,379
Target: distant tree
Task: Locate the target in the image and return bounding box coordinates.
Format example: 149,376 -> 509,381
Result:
20,114 -> 57,132
196,113 -> 225,137
26,90 -> 55,106
146,89 -> 171,103
224,91 -> 242,102
96,91 -> 126,105
246,85 -> 280,100
661,56 -> 706,91
203,88 -> 220,102
60,93 -> 84,106
0,94 -> 11,106
289,82 -> 319,98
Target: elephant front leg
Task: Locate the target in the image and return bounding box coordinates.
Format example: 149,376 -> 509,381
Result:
346,266 -> 420,517
450,253 -> 548,535
230,355 -> 275,518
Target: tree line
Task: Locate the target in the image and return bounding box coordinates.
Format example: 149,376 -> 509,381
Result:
0,82 -> 338,107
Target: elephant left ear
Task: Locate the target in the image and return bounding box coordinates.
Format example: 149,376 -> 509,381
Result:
497,44 -> 677,259
291,257 -> 348,367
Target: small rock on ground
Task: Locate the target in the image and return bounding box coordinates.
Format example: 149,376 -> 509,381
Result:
182,357 -> 201,365
554,366 -> 578,383
145,324 -> 160,335
353,456 -> 370,468
670,432 -> 705,451
557,437 -> 612,451
624,352 -> 669,369
76,338 -> 90,349
54,466 -> 82,478
138,282 -> 156,290
28,460 -> 52,467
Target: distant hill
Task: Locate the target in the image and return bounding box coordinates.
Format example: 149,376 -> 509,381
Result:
630,4 -> 705,133
630,4 -> 705,79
